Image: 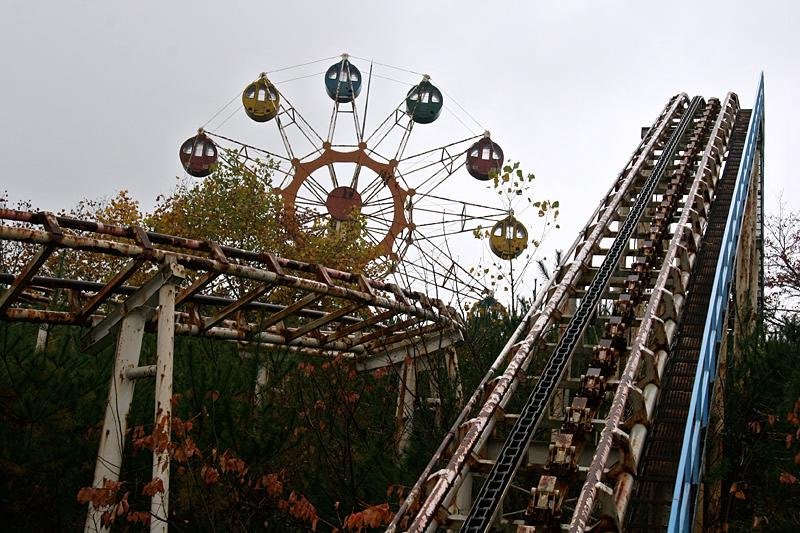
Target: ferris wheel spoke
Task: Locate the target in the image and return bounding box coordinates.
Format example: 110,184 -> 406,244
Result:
409,208 -> 505,225
365,226 -> 393,238
349,163 -> 363,190
414,193 -> 508,214
295,195 -> 328,208
304,211 -> 331,223
400,153 -> 446,176
397,255 -> 485,297
410,236 -> 492,294
362,219 -> 393,233
362,196 -> 396,206
326,101 -> 340,143
413,225 -> 491,240
362,214 -> 395,232
296,182 -> 329,204
359,62 -> 373,141
359,176 -> 390,205
300,174 -> 332,201
206,132 -> 292,163
351,102 -> 363,143
363,230 -> 382,248
409,163 -> 464,199
399,135 -> 479,163
362,210 -> 394,225
276,91 -> 325,145
364,95 -> 409,147
361,203 -> 396,219
394,119 -> 415,161
215,151 -> 279,184
361,208 -> 395,223
327,164 -> 339,189
274,114 -> 295,160
401,150 -> 463,178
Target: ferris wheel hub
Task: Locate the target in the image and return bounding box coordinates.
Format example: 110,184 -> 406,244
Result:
326,186 -> 363,221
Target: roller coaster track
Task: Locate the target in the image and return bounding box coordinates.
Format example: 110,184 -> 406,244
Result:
393,76 -> 765,532
623,108 -> 751,531
459,95 -> 705,532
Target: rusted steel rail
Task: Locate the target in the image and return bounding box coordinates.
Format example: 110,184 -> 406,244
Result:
569,93 -> 738,532
393,88 -> 758,532
391,93 -> 690,532
0,208 -> 412,290
459,95 -> 706,532
0,211 -> 462,365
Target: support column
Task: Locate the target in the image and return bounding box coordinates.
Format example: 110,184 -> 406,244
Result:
455,471 -> 474,514
446,345 -> 463,405
83,260 -> 184,533
395,355 -> 417,456
151,281 -> 176,532
85,308 -> 147,532
35,324 -> 49,353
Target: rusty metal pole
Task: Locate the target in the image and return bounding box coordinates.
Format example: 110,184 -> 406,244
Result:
150,280 -> 176,532
34,325 -> 48,353
446,345 -> 463,405
395,355 -> 417,456
85,308 -> 147,533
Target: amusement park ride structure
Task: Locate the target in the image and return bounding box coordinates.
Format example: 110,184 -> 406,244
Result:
388,77 -> 765,532
0,53 -> 766,532
179,54 -> 530,299
0,54 -> 529,532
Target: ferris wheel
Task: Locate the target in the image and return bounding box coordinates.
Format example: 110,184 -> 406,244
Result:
178,54 -> 533,305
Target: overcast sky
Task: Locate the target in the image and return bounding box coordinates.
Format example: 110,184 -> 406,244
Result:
1,1 -> 795,299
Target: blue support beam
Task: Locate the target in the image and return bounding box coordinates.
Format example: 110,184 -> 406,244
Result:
668,74 -> 765,533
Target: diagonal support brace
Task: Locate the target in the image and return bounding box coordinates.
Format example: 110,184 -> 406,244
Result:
82,261 -> 185,353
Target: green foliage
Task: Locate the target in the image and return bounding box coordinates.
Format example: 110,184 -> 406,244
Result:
149,152 -> 284,252
0,323 -> 110,529
469,162 -> 560,308
721,319 -> 800,531
0,321 -> 405,530
0,300 -> 536,531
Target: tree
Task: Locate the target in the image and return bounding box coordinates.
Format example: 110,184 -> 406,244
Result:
469,162 -> 560,314
149,150 -> 377,276
765,205 -> 800,310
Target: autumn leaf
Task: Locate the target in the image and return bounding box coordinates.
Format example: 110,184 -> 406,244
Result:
344,502 -> 393,531
142,477 -> 165,497
747,420 -> 762,434
127,511 -> 151,525
201,465 -> 219,486
258,473 -> 283,498
729,482 -> 746,500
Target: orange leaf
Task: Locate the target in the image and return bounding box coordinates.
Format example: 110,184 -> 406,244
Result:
142,477 -> 165,497
201,465 -> 219,486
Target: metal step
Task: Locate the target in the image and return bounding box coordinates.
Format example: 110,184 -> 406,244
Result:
626,109 -> 752,531
460,97 -> 705,532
